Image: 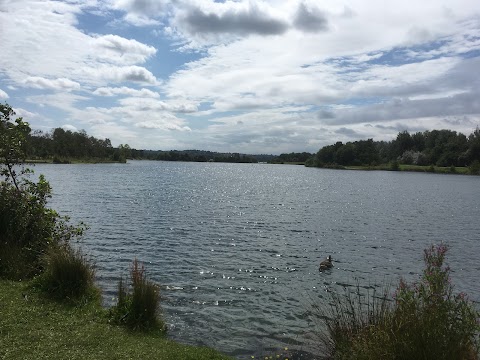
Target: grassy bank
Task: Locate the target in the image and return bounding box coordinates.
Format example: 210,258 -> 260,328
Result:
0,280 -> 231,360
344,164 -> 471,174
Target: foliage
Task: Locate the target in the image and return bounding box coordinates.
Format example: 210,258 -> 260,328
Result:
318,245 -> 480,360
28,127 -> 117,162
270,152 -> 314,164
313,128 -> 480,170
37,244 -> 99,304
0,280 -> 230,360
0,103 -> 85,279
389,160 -> 400,171
469,160 -> 480,175
110,259 -> 165,332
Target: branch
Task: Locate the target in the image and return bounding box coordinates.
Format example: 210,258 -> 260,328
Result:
6,162 -> 20,191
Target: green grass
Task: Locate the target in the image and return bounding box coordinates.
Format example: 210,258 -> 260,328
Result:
0,280 -> 231,360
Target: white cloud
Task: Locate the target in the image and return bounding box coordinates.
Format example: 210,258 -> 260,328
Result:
118,97 -> 198,113
61,124 -> 78,132
0,89 -> 9,99
0,0 -> 158,88
13,107 -> 38,119
1,0 -> 479,153
23,77 -> 81,91
136,119 -> 192,131
82,65 -> 158,84
93,86 -> 160,98
93,34 -> 157,64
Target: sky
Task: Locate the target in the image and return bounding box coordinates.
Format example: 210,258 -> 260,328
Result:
0,0 -> 479,154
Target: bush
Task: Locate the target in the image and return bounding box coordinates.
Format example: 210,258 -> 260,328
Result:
469,160 -> 480,175
318,244 -> 480,360
38,245 -> 99,304
389,160 -> 400,171
110,259 -> 165,332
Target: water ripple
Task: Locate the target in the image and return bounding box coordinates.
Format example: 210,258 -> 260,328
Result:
34,161 -> 480,359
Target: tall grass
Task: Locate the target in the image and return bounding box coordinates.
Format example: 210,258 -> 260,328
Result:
318,244 -> 480,360
38,244 -> 99,304
110,259 -> 165,332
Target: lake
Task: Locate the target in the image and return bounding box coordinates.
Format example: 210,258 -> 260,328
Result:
32,161 -> 480,359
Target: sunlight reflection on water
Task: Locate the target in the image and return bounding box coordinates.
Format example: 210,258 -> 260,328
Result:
35,161 -> 480,359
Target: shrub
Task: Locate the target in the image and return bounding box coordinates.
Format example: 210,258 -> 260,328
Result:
318,244 -> 480,360
469,160 -> 480,175
38,244 -> 99,304
0,103 -> 85,279
110,259 -> 165,332
389,160 -> 399,171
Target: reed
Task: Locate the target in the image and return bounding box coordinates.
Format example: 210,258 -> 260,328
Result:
110,259 -> 165,332
317,244 -> 480,360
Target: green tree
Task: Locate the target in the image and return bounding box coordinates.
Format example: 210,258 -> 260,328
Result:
0,103 -> 85,279
0,103 -> 31,189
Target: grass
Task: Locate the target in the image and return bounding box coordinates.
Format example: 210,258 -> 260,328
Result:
109,259 -> 164,331
317,244 -> 480,360
0,280 -> 231,360
37,245 -> 99,305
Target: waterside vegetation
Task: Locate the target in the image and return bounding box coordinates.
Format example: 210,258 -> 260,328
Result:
0,280 -> 230,360
317,244 -> 480,360
307,128 -> 480,174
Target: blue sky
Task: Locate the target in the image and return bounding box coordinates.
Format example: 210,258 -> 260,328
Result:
0,0 -> 479,154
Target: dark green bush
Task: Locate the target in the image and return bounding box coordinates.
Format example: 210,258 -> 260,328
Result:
38,245 -> 99,304
469,160 -> 480,175
318,245 -> 480,360
110,259 -> 165,332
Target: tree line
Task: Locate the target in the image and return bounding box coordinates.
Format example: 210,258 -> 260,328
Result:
27,128 -> 131,163
309,128 -> 480,170
130,149 -> 264,163
25,126 -> 272,164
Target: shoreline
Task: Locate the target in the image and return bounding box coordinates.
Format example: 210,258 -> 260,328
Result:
0,280 -> 231,360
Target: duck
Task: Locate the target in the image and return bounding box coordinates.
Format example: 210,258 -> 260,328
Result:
319,255 -> 333,271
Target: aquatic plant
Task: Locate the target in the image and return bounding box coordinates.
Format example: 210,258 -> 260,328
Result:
110,259 -> 165,332
318,244 -> 480,360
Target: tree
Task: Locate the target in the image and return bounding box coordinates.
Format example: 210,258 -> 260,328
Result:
0,103 -> 85,279
0,103 -> 31,190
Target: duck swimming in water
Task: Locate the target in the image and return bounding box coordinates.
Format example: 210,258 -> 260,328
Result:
319,255 -> 333,271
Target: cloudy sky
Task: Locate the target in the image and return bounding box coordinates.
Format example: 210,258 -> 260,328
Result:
0,0 -> 479,154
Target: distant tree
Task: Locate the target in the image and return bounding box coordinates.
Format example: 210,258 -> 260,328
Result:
335,143 -> 356,165
393,130 -> 414,158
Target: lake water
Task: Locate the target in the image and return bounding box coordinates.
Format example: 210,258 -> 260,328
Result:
32,161 -> 480,359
